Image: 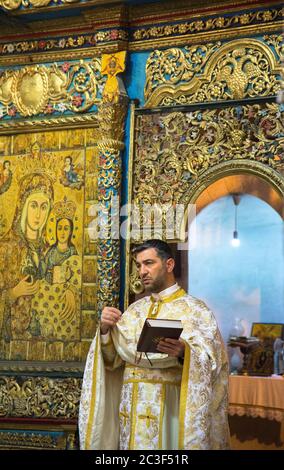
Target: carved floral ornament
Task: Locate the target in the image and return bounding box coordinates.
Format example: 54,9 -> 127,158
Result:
133,102 -> 284,210
0,59 -> 105,118
0,376 -> 81,419
144,36 -> 283,107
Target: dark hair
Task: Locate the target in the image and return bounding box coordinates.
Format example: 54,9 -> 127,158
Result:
132,239 -> 174,261
3,160 -> 10,167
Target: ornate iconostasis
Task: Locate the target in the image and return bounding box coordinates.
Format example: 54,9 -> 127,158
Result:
126,35 -> 284,306
0,12 -> 127,445
0,0 -> 283,450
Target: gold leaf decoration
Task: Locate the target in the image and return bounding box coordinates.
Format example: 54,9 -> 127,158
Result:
12,66 -> 49,116
0,376 -> 82,419
0,0 -> 80,10
133,103 -> 284,209
0,0 -> 21,9
145,38 -> 282,107
29,0 -> 53,5
0,59 -> 104,118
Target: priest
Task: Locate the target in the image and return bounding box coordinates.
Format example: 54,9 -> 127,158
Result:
79,239 -> 230,450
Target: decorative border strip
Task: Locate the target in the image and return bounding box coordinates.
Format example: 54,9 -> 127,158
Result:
0,375 -> 82,419
0,360 -> 84,373
129,22 -> 283,52
129,0 -> 283,24
0,30 -> 128,57
130,6 -> 283,42
0,3 -> 282,62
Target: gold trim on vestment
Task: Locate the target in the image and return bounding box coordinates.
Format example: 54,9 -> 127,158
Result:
178,343 -> 190,449
148,288 -> 187,318
85,337 -> 99,450
124,378 -> 181,386
129,383 -> 138,450
159,384 -> 166,449
125,363 -> 182,384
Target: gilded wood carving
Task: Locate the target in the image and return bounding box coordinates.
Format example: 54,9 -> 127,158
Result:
0,59 -> 104,119
129,97 -> 284,294
133,103 -> 283,209
145,36 -> 283,107
0,375 -> 81,419
96,52 -> 128,313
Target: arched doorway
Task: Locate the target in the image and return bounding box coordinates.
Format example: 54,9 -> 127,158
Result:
182,168 -> 284,374
175,161 -> 284,290
194,173 -> 283,218
188,192 -> 284,342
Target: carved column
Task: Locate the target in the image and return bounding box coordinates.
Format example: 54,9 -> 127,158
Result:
96,52 -> 128,313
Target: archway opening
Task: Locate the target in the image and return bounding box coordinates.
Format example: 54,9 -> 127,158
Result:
187,174 -> 284,346
195,174 -> 283,217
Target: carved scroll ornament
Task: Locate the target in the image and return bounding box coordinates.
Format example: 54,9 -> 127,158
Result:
0,59 -> 104,118
133,102 -> 284,208
0,376 -> 81,419
145,37 -> 283,107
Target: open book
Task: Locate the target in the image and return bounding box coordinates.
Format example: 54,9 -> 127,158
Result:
137,318 -> 183,353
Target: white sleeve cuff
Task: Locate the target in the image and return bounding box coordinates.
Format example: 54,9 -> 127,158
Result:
101,330 -> 111,344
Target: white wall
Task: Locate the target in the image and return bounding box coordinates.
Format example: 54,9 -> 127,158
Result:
188,195 -> 284,345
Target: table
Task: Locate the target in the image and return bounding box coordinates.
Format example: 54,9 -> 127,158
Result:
229,375 -> 284,448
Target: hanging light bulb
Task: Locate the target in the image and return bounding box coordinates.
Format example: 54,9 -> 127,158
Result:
231,194 -> 241,247
231,230 -> 240,247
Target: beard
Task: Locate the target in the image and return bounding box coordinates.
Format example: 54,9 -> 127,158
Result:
142,276 -> 166,293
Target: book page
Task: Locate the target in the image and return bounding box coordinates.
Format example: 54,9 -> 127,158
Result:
147,319 -> 183,328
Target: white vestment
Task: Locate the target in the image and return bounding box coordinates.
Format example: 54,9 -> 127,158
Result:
79,284 -> 230,450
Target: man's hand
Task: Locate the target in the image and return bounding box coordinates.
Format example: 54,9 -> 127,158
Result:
156,338 -> 185,358
100,306 -> 122,335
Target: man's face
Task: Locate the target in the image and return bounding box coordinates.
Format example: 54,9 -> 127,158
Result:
135,247 -> 173,293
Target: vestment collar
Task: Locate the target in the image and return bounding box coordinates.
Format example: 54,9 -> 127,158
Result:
148,284 -> 186,318
150,283 -> 180,302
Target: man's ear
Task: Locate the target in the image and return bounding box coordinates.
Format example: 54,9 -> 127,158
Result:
166,257 -> 175,273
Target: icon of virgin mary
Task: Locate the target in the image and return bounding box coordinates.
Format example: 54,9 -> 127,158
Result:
0,171 -> 54,343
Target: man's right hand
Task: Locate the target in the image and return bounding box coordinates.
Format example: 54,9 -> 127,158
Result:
100,306 -> 122,335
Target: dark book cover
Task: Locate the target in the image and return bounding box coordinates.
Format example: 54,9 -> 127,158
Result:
137,318 -> 183,353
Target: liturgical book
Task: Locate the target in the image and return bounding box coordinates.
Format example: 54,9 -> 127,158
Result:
137,318 -> 183,353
